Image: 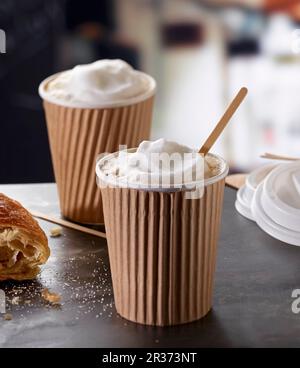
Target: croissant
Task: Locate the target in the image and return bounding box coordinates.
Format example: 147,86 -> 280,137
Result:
0,193 -> 50,281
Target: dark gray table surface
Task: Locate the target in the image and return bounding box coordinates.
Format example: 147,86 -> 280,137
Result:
0,184 -> 299,348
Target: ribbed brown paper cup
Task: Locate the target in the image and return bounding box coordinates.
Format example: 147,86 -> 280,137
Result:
39,73 -> 156,224
97,152 -> 228,326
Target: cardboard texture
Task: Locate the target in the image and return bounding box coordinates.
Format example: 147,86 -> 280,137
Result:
43,97 -> 154,224
101,178 -> 226,326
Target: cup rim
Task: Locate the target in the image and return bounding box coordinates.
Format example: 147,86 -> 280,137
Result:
38,71 -> 157,109
96,148 -> 229,192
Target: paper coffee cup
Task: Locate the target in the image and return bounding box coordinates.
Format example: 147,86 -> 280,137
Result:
96,151 -> 228,326
39,73 -> 156,224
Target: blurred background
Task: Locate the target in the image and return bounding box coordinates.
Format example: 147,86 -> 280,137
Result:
0,0 -> 300,183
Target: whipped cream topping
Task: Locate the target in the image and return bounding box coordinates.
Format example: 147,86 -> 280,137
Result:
99,139 -> 221,189
40,59 -> 155,108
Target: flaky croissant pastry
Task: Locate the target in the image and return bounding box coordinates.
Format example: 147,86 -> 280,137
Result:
0,193 -> 50,281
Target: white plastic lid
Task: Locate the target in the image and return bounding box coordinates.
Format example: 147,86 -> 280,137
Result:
235,185 -> 254,221
260,162 -> 300,232
252,161 -> 300,246
235,164 -> 277,221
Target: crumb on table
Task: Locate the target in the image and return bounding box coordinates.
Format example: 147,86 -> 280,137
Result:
3,314 -> 12,321
11,296 -> 20,305
50,226 -> 63,237
41,288 -> 61,304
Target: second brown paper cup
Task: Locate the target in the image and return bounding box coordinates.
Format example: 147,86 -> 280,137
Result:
40,77 -> 155,224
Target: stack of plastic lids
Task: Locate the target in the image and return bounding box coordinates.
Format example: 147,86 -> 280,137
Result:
235,162 -> 300,246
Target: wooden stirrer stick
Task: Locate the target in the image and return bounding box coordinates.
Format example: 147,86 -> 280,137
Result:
31,210 -> 107,239
199,87 -> 248,156
260,153 -> 300,162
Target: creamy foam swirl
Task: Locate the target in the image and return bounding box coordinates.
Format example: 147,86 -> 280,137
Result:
99,139 -> 220,189
41,59 -> 155,108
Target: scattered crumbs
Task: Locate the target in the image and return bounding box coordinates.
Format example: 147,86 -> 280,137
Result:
50,226 -> 63,237
41,288 -> 61,304
1,252 -> 115,322
11,296 -> 20,305
155,339 -> 160,344
3,314 -> 13,321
